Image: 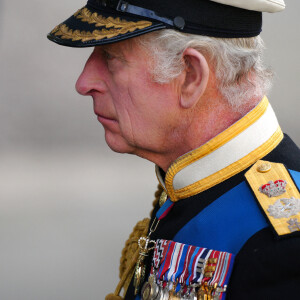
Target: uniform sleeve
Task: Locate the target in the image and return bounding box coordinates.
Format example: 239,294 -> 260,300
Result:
226,227 -> 300,299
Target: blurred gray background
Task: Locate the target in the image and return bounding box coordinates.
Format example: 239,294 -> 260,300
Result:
0,0 -> 299,299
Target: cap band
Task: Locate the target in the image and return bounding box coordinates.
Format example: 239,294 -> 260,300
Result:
87,0 -> 263,37
88,0 -> 175,27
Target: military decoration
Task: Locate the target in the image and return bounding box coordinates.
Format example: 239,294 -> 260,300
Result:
134,198 -> 174,295
159,191 -> 168,207
134,236 -> 156,295
141,239 -> 234,300
141,274 -> 159,300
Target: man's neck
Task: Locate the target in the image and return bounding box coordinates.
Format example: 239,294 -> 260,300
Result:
158,96 -> 260,171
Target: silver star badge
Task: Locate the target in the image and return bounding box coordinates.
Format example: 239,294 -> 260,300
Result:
287,218 -> 300,232
267,197 -> 300,219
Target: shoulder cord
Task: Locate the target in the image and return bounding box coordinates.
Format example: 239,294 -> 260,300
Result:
105,184 -> 163,300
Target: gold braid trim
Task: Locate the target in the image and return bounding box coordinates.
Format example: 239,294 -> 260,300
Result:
119,184 -> 163,279
76,8 -> 152,30
105,184 -> 163,299
52,24 -> 131,42
119,218 -> 150,278
51,8 -> 152,42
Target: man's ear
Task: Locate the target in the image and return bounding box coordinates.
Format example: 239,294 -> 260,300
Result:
179,48 -> 209,109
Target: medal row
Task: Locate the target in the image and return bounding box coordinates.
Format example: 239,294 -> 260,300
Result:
142,274 -> 228,300
141,239 -> 234,300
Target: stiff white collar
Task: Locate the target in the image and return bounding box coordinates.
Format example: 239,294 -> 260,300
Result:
156,97 -> 283,202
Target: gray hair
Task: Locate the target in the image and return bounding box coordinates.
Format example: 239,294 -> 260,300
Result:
137,30 -> 273,112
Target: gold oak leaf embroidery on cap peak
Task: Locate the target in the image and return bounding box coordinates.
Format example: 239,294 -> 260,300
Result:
53,24 -> 136,42
75,7 -> 152,29
52,8 -> 152,42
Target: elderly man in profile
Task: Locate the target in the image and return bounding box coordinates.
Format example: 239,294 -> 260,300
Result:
48,0 -> 300,299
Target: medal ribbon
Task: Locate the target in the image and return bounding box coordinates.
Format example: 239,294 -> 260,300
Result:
165,242 -> 182,281
193,248 -> 211,284
173,243 -> 188,283
208,251 -> 235,287
149,199 -> 235,297
152,239 -> 235,292
153,239 -> 170,269
178,245 -> 194,285
157,241 -> 175,280
186,246 -> 202,286
155,198 -> 174,220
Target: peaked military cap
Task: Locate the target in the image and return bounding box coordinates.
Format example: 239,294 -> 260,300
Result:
48,0 -> 285,47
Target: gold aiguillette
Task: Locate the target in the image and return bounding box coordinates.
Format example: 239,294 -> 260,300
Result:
133,219 -> 159,295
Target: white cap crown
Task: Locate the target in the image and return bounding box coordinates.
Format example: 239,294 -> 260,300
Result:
211,0 -> 285,13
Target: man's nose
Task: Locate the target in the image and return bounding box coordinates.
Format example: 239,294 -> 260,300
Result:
75,50 -> 107,96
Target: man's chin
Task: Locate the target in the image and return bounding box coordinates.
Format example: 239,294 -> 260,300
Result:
104,133 -> 135,154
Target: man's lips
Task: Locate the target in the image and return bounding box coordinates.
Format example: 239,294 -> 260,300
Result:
95,112 -> 117,124
96,114 -> 115,121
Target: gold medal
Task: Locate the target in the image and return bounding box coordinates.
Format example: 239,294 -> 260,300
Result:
169,294 -> 180,300
134,260 -> 146,295
168,282 -> 180,300
159,191 -> 168,207
141,275 -> 159,300
197,283 -> 208,300
141,281 -> 152,300
133,237 -> 156,295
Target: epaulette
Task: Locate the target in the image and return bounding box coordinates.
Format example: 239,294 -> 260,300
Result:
245,160 -> 300,238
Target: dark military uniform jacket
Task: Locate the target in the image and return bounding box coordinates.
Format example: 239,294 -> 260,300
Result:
125,97 -> 300,299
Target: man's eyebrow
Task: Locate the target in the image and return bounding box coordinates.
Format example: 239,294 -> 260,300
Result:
102,45 -> 125,58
